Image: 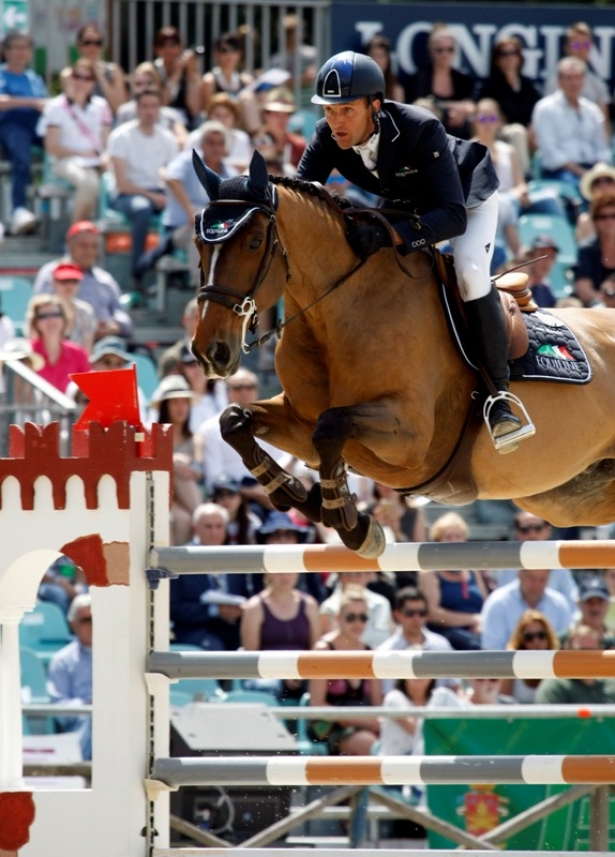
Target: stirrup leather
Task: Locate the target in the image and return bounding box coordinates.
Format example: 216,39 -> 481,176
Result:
483,391 -> 536,452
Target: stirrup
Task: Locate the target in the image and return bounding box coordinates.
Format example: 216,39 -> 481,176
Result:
483,391 -> 536,453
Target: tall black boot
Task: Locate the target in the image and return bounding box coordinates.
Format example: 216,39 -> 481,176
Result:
465,285 -> 535,453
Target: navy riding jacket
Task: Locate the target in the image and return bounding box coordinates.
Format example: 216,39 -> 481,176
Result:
296,101 -> 499,251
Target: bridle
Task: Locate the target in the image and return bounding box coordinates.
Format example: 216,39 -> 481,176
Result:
195,196 -> 290,354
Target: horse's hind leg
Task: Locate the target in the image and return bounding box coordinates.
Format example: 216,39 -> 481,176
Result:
312,407 -> 386,559
219,398 -> 324,524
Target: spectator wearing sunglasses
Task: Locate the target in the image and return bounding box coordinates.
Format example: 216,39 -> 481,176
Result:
26,294 -> 90,393
495,511 -> 578,607
75,23 -> 127,115
560,577 -> 615,650
500,609 -> 559,702
320,570 -> 393,648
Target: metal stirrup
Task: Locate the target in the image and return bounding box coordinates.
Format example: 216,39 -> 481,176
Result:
483,392 -> 536,451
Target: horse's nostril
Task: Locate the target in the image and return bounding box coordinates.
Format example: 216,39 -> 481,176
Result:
208,341 -> 231,367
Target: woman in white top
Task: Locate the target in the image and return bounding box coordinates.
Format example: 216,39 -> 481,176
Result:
42,59 -> 112,222
379,678 -> 462,757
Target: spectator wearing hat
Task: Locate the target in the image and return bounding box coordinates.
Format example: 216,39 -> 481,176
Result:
106,87 -> 179,289
136,120 -> 238,285
33,220 -> 133,340
576,162 -> 615,246
200,33 -> 253,114
256,510 -> 324,603
151,374 -> 204,545
26,293 -> 90,393
0,336 -> 44,413
560,577 -> 615,649
211,474 -> 261,545
573,191 -> 615,306
252,87 -> 306,174
51,263 -> 96,353
0,30 -> 48,235
522,236 -> 559,308
536,623 -> 615,705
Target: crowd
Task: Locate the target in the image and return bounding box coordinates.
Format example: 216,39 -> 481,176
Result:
5,17 -> 615,815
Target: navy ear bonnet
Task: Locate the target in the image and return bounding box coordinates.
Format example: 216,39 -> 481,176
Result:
193,150 -> 278,243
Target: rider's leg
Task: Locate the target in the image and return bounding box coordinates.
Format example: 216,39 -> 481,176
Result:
450,192 -> 535,453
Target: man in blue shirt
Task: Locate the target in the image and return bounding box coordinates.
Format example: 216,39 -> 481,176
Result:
0,30 -> 48,234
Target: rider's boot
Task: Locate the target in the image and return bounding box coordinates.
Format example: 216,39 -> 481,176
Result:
465,285 -> 536,454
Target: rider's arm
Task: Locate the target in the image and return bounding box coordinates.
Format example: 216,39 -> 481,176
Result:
296,122 -> 337,183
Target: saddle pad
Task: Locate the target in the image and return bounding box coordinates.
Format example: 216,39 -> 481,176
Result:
509,310 -> 592,384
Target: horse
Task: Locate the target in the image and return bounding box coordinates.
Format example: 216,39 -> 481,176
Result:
191,150 -> 615,557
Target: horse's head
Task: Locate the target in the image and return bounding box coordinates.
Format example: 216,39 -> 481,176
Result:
191,150 -> 288,377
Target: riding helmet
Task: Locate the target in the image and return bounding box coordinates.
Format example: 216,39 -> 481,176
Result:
311,51 -> 385,105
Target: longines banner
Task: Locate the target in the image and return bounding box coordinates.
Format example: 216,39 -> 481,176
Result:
331,4 -> 615,91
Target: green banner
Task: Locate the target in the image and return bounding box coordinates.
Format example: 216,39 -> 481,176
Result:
424,717 -> 615,850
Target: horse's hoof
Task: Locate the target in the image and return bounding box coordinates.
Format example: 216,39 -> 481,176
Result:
356,517 -> 386,559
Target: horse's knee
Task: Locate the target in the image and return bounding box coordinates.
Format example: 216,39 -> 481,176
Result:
313,407 -> 355,449
220,403 -> 252,441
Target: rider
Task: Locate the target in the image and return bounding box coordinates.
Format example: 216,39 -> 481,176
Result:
296,51 -> 535,454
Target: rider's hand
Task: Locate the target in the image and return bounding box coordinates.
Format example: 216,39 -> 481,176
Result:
345,221 -> 392,259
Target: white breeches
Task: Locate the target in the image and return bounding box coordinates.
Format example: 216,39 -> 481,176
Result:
449,191 -> 499,302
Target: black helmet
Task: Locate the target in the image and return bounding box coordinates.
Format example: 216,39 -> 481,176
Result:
312,51 -> 385,105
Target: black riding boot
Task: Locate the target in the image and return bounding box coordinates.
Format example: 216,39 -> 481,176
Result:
465,285 -> 535,453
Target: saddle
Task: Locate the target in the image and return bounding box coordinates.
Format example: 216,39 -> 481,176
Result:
433,252 -> 534,360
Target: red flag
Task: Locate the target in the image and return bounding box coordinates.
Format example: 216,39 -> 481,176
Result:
71,364 -> 142,429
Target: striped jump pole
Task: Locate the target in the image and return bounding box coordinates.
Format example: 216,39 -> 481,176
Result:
149,539 -> 615,575
148,648 -> 615,681
151,755 -> 615,788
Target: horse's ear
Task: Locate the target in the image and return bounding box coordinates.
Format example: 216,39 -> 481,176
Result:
247,150 -> 270,200
192,149 -> 221,201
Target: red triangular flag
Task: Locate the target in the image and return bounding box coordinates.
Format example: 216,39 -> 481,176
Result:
71,364 -> 142,429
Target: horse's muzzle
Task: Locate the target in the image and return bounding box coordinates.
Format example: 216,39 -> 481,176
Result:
194,339 -> 240,378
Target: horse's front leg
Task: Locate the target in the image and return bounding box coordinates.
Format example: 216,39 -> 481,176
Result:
219,394 -> 323,524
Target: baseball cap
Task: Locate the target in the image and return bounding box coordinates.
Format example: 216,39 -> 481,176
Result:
529,234 -> 559,254
53,262 -> 84,282
66,220 -> 100,240
578,577 -> 610,602
211,474 -> 242,495
91,336 -> 131,365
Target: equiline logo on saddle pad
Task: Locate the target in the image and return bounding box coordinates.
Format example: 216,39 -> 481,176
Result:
509,311 -> 592,384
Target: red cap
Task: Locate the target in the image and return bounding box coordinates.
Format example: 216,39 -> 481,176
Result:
66,220 -> 100,240
53,262 -> 84,282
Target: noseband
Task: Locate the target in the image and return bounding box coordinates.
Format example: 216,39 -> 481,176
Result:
195,198 -> 289,352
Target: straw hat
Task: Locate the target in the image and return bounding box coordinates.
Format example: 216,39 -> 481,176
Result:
150,374 -> 198,407
0,338 -> 45,371
580,162 -> 615,201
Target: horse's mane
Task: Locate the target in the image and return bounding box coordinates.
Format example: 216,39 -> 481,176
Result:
269,174 -> 356,212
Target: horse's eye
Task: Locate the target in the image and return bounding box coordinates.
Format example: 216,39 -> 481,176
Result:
248,237 -> 263,250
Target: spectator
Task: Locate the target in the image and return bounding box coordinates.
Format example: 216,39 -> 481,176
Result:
107,87 -> 178,291
365,35 -> 404,103
211,474 -> 260,545
269,13 -> 317,109
74,23 -> 126,115
404,23 -> 476,139
200,33 -> 253,114
40,58 -> 111,223
151,374 -> 203,546
377,586 -> 455,696
522,237 -> 559,309
152,26 -> 202,129
26,294 -> 90,393
0,30 -> 48,235
481,569 -> 573,650
545,22 -> 611,140
176,343 -> 228,432
605,567 -> 615,631
421,512 -> 488,650
496,511 -> 578,607
477,36 -> 541,176
309,584 -> 382,754
116,62 -> 188,148
561,576 -> 615,649
252,87 -> 306,174
157,297 -> 200,376
203,92 -> 254,172
366,482 -> 426,543
139,119 -> 237,283
47,592 -> 93,760
320,570 -> 393,648
379,675 -> 461,757
574,191 -> 615,306
257,511 -> 325,602
500,609 -> 560,702
34,220 -> 133,341
535,623 -> 615,704
50,262 -> 96,353
170,502 -> 257,650
596,273 -> 615,309
576,162 -> 615,246
465,677 -> 515,705
531,57 -> 610,196
38,555 -> 82,615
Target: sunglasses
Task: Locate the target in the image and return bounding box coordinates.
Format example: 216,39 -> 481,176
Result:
227,384 -> 257,391
498,49 -> 520,58
595,213 -> 615,221
80,39 -> 103,47
433,46 -> 455,54
592,177 -> 615,187
400,608 -> 428,618
474,678 -> 499,683
343,612 -> 368,623
77,616 -> 93,624
516,523 -> 546,534
476,114 -> 499,123
570,41 -> 591,50
73,73 -> 95,82
523,629 -> 548,643
37,311 -> 64,320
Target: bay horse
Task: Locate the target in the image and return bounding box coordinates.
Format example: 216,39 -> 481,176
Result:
191,151 -> 615,557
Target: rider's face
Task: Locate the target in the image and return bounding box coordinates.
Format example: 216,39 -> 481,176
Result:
323,98 -> 379,149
